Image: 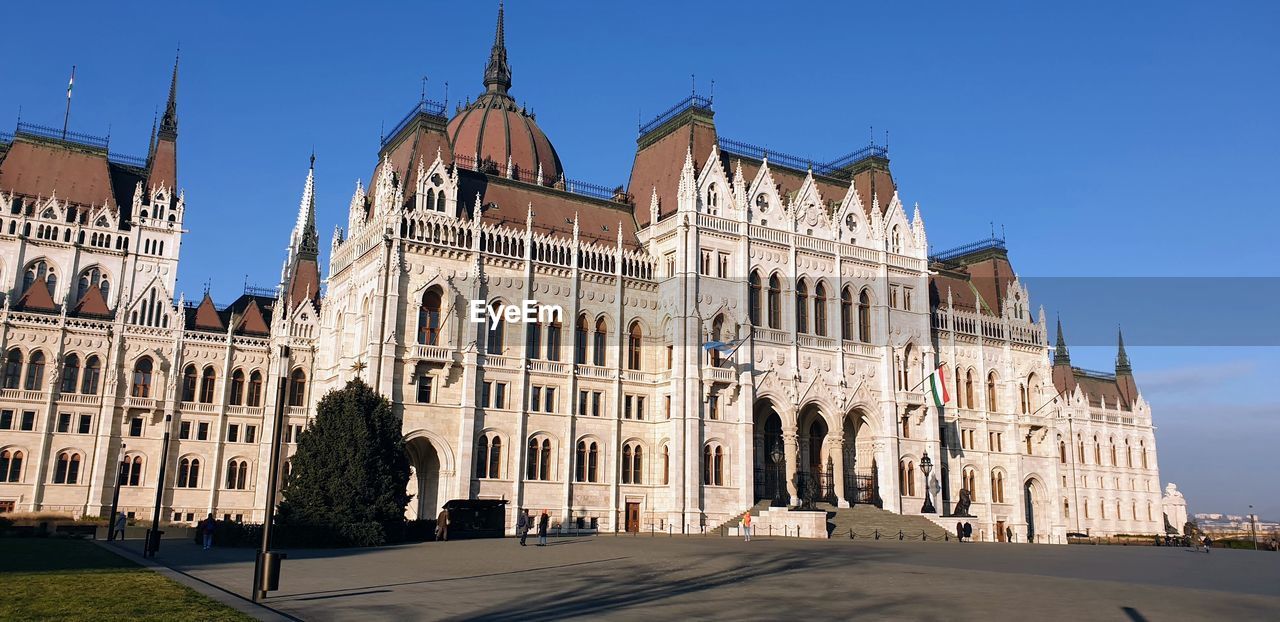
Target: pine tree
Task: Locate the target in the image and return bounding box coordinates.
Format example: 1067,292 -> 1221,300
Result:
278,378 -> 410,546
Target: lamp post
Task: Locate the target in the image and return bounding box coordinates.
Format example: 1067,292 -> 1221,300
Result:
107,443 -> 126,541
769,444 -> 785,506
253,346 -> 291,602
1250,505 -> 1258,551
919,451 -> 935,514
145,414 -> 173,558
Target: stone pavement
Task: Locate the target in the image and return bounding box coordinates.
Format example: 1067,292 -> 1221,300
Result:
109,534 -> 1280,621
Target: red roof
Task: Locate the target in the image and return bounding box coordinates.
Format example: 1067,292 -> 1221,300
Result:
72,283 -> 111,318
0,139 -> 115,207
14,280 -> 57,312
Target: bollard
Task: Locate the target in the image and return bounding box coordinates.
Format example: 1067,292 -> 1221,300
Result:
849,528 -> 854,539
875,529 -> 880,540
259,551 -> 287,592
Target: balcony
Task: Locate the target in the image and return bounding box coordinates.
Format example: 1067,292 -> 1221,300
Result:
528,360 -> 571,375
178,401 -> 219,414
575,365 -> 614,380
703,366 -> 737,384
124,396 -> 156,410
57,393 -> 102,407
479,354 -> 519,370
841,340 -> 878,358
621,369 -> 666,384
0,388 -> 48,402
797,334 -> 836,349
754,327 -> 791,344
226,405 -> 264,417
410,344 -> 455,363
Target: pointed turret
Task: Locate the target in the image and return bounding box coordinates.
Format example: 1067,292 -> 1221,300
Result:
1115,328 -> 1138,406
483,2 -> 512,94
281,155 -> 322,310
148,54 -> 179,190
1051,316 -> 1077,395
1053,316 -> 1071,367
1115,328 -> 1131,374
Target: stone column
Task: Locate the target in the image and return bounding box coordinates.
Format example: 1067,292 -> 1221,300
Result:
783,429 -> 800,507
831,436 -> 848,507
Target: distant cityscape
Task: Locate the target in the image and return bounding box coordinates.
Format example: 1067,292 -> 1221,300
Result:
1194,513 -> 1279,538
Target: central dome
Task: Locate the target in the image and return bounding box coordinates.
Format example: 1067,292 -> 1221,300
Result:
447,4 -> 563,181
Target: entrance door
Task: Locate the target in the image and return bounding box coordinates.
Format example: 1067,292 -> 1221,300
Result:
625,502 -> 640,533
996,520 -> 1006,542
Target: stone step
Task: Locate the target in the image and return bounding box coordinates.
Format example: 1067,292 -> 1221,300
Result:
816,503 -> 953,541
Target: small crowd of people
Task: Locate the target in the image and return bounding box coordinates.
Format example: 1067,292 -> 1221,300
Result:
514,509 -> 551,546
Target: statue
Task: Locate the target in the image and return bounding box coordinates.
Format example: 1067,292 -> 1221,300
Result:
952,488 -> 973,517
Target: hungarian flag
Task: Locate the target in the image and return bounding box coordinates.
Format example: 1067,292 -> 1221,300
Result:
926,364 -> 950,408
67,66 -> 75,99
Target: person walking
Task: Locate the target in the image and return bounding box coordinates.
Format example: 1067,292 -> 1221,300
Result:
1203,535 -> 1212,553
537,510 -> 549,546
435,508 -> 450,542
516,508 -> 530,546
201,514 -> 215,550
742,513 -> 752,542
113,512 -> 127,541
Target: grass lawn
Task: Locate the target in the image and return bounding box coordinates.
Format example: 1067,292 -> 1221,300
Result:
0,537 -> 252,621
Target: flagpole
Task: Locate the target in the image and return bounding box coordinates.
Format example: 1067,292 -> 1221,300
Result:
62,65 -> 75,139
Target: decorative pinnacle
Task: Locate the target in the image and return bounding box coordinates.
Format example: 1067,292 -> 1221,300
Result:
483,2 -> 512,94
1115,327 -> 1131,374
1054,316 -> 1070,366
159,50 -> 179,140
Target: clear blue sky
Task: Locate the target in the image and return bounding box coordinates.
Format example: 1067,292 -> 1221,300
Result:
3,1 -> 1277,518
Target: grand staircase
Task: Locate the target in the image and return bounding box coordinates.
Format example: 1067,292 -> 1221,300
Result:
816,503 -> 952,541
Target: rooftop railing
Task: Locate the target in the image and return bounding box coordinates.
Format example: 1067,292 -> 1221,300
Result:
930,236 -> 1007,263
453,153 -> 629,203
8,121 -> 147,167
719,137 -> 888,179
109,152 -> 147,167
638,94 -> 713,136
381,99 -> 448,147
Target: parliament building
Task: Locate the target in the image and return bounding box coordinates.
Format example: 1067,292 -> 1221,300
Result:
0,7 -> 1166,542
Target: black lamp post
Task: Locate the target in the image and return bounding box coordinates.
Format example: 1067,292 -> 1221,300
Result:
769,444 -> 785,505
919,451 -> 936,514
253,345 -> 291,602
145,414 -> 173,558
107,443 -> 126,541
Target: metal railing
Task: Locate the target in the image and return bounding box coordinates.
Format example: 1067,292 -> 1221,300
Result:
930,236 -> 1007,263
381,99 -> 448,147
109,152 -> 147,167
452,153 -> 629,203
719,137 -> 888,179
16,121 -> 109,149
639,94 -> 713,136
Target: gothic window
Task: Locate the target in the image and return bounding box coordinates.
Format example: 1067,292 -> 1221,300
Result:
546,320 -> 562,362
748,271 -> 762,325
767,274 -> 782,329
53,451 -> 81,484
247,371 -> 263,407
963,467 -> 977,498
1059,441 -> 1067,464
287,369 -> 307,407
900,459 -> 916,496
574,314 -> 589,365
61,354 -> 80,394
526,436 -> 553,481
702,443 -> 725,486
176,457 -> 200,488
181,365 -> 198,402
476,434 -> 502,479
1,449 -> 24,482
3,349 -> 22,389
526,319 -> 542,360
1140,441 -> 1148,469
225,459 -> 249,490
795,279 -> 809,333
814,282 -> 828,337
76,266 -> 110,302
662,445 -> 670,485
621,442 -> 643,485
987,372 -> 998,412
22,259 -> 56,295
24,351 -> 45,391
965,370 -> 975,409
1094,437 -> 1102,465
125,455 -> 143,486
592,318 -> 607,366
1110,438 -> 1117,466
418,288 -> 442,346
1126,440 -> 1133,467
840,287 -> 853,340
858,290 -> 872,343
627,322 -> 643,370
705,184 -> 719,216
991,470 -> 1005,503
229,370 -> 245,406
575,440 -> 600,483
199,366 -> 217,404
486,301 -> 505,355
890,225 -> 902,254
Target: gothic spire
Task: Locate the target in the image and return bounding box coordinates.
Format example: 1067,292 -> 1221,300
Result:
483,2 -> 512,95
158,52 -> 179,140
1115,327 -> 1132,375
1054,316 -> 1070,367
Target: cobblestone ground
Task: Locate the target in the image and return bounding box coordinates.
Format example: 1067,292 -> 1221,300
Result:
113,534 -> 1280,621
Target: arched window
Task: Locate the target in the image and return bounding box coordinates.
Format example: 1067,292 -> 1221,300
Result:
23,259 -> 56,295
476,434 -> 502,479
963,468 -> 977,498
247,371 -> 263,407
418,288 -> 442,345
181,365 -> 198,402
53,451 -> 81,484
176,457 -> 200,488
964,370 -> 975,410
546,319 -> 562,362
621,442 -> 643,484
592,318 -> 607,366
476,436 -> 491,478
1,449 -> 24,482
125,455 -> 143,486
890,225 -> 902,254
840,287 -> 853,340
24,351 -> 45,391
767,275 -> 782,329
229,370 -> 245,406
526,319 -> 542,360
1110,439 -> 1117,466
574,315 -> 589,365
662,445 -> 670,485
576,440 -> 599,482
1079,439 -> 1087,465
814,282 -> 828,337
702,444 -> 725,486
526,437 -> 553,481
61,354 -> 80,394
486,301 -> 504,355
899,459 -> 916,496
76,266 -> 110,302
199,366 -> 217,404
986,372 -> 998,412
131,357 -> 153,398
621,445 -> 633,484
705,184 -> 719,215
748,271 -> 762,325
287,369 -> 307,407
81,356 -> 101,394
1140,441 -> 1148,468
226,459 -> 249,490
991,471 -> 1005,503
1063,499 -> 1070,519
1059,441 -> 1067,464
857,290 -> 872,343
3,349 -> 23,389
1094,437 -> 1102,465
795,279 -> 809,334
627,322 -> 643,370
1126,440 -> 1133,467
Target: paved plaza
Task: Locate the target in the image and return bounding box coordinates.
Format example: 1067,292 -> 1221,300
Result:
104,534 -> 1280,621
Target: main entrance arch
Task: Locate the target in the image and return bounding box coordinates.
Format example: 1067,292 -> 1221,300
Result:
752,399 -> 786,505
842,408 -> 879,505
1024,476 -> 1045,543
405,436 -> 443,520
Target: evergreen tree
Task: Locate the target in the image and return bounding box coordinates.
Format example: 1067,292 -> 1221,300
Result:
278,378 -> 410,546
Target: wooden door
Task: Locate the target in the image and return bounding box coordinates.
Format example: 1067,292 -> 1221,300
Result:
996,520 -> 1006,542
625,502 -> 640,532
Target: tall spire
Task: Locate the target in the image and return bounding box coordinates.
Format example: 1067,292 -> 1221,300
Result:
483,2 -> 512,94
294,153 -> 319,260
1053,316 -> 1070,366
159,51 -> 179,140
1115,327 -> 1131,375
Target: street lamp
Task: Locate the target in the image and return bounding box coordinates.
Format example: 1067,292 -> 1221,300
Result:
108,443 -> 126,541
145,414 -> 173,558
1250,505 -> 1258,551
919,451 -> 935,514
769,444 -> 785,506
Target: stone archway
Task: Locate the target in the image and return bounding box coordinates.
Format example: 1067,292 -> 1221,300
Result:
405,437 -> 442,520
842,408 -> 879,505
799,404 -> 832,504
752,398 -> 786,505
1024,477 -> 1046,543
